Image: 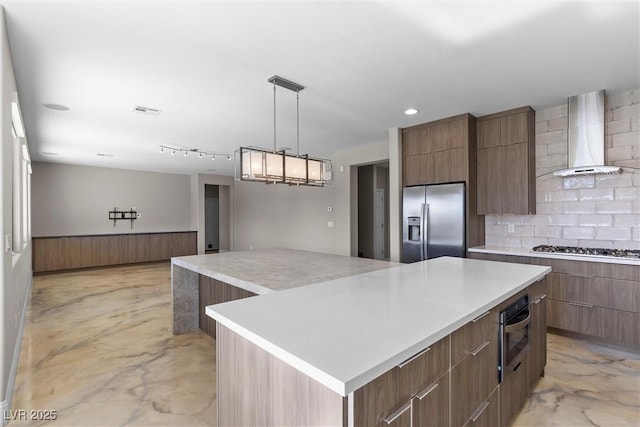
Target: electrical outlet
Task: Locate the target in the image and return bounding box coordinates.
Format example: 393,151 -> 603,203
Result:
507,224 -> 515,233
5,234 -> 11,252
328,221 -> 334,228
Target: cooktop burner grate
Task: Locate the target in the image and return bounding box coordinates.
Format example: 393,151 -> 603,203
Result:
532,245 -> 640,259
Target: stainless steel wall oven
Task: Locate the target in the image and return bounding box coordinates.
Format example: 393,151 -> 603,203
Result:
498,294 -> 530,383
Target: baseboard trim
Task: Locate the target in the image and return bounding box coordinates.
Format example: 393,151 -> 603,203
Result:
2,277 -> 32,426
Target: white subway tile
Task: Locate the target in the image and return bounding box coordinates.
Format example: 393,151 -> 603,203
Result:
611,131 -> 639,147
548,214 -> 579,226
564,201 -> 596,214
535,144 -> 548,157
563,176 -> 595,189
632,118 -> 639,132
485,215 -> 498,225
541,190 -> 578,202
522,215 -> 550,226
614,159 -> 640,169
486,224 -> 508,236
547,117 -> 568,132
549,238 -> 578,246
487,236 -> 522,248
536,202 -> 564,214
521,237 -> 549,248
614,240 -> 640,250
595,173 -> 633,188
607,145 -> 633,162
578,214 -> 613,226
606,91 -> 634,109
578,188 -> 614,201
536,177 -> 564,191
595,200 -> 633,214
536,153 -> 566,168
615,187 -> 640,200
633,171 -> 640,186
563,227 -> 595,239
535,121 -> 548,134
613,104 -> 640,121
534,225 -> 563,238
595,227 -> 631,241
605,119 -> 631,135
547,141 -> 567,155
536,105 -> 567,122
634,227 -> 640,242
536,130 -> 567,145
577,239 -> 613,249
511,225 -> 535,237
613,214 -> 640,227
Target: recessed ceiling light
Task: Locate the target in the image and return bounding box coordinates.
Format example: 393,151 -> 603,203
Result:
41,151 -> 59,156
43,103 -> 70,111
404,108 -> 419,115
96,153 -> 114,158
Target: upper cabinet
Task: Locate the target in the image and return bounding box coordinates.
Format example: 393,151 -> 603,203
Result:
476,107 -> 536,215
402,114 -> 473,187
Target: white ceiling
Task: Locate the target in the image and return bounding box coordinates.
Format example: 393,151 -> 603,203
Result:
3,1 -> 639,176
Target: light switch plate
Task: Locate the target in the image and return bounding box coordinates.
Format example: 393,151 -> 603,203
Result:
328,221 -> 334,228
507,224 -> 515,233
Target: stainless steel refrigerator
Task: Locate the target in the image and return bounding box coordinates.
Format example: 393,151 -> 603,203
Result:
402,182 -> 465,263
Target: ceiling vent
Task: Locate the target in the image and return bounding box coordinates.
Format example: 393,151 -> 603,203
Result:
133,105 -> 162,116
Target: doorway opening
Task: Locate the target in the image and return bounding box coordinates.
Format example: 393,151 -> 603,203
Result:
204,184 -> 219,253
357,162 -> 390,260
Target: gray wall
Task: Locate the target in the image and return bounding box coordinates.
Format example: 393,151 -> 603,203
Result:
1,7 -> 32,419
31,162 -> 192,236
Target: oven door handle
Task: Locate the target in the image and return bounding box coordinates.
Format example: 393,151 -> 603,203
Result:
505,311 -> 531,333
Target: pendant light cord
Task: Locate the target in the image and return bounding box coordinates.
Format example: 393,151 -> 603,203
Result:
273,82 -> 277,152
296,90 -> 300,157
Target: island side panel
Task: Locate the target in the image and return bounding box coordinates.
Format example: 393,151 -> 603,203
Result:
217,324 -> 346,426
172,263 -> 199,334
199,276 -> 257,338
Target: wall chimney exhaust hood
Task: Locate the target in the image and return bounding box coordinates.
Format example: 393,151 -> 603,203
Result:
553,89 -> 622,177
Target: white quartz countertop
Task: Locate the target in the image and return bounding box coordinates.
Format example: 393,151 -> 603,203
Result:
468,245 -> 640,266
207,256 -> 550,396
172,248 -> 397,295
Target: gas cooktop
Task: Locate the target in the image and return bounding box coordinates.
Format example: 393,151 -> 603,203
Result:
532,245 -> 640,259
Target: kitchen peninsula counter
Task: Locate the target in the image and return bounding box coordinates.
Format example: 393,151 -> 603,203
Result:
207,256 -> 550,397
469,245 -> 640,266
171,248 -> 397,334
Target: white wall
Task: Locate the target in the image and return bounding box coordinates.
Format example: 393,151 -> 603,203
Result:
485,89 -> 640,250
31,162 -> 193,236
232,178 -> 335,253
1,7 -> 32,421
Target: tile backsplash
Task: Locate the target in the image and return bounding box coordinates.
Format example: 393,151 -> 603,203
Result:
485,88 -> 640,250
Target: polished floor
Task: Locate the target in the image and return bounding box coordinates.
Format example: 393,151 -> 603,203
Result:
9,262 -> 640,426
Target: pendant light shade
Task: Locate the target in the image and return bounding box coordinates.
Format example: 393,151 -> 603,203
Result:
236,75 -> 331,187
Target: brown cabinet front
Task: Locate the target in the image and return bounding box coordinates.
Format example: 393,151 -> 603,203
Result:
412,374 -> 450,427
476,106 -> 535,215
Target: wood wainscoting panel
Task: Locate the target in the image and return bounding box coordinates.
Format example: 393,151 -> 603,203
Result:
32,231 -> 197,273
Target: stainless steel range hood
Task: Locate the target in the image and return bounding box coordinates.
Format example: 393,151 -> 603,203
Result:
553,90 -> 622,177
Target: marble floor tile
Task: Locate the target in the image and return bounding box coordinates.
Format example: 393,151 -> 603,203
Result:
9,263 -> 639,426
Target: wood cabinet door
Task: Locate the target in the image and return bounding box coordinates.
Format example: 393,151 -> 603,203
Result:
433,147 -> 465,184
464,388 -> 499,427
403,129 -> 420,156
412,374 -> 450,427
353,366 -> 406,427
500,112 -> 528,145
477,147 -> 501,215
500,352 -> 530,427
477,117 -> 501,149
404,155 -> 422,186
501,142 -> 529,214
547,299 -> 600,336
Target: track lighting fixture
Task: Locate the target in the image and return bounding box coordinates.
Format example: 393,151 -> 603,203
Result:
159,145 -> 231,160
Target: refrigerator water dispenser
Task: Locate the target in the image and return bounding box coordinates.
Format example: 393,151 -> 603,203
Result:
408,217 -> 421,241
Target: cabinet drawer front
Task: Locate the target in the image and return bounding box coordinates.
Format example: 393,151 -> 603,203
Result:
451,309 -> 498,365
547,298 -> 600,336
464,387 -> 499,427
401,335 -> 450,398
412,374 -> 450,427
549,273 -> 640,313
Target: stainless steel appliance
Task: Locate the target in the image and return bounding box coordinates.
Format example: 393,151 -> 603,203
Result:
532,244 -> 640,259
498,294 -> 530,383
402,182 -> 465,263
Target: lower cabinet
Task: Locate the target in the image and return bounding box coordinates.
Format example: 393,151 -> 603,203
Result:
464,387 -> 499,427
500,352 -> 530,427
412,374 -> 450,427
528,276 -> 548,389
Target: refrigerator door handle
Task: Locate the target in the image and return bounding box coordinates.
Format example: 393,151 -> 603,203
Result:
423,203 -> 429,260
419,203 -> 425,260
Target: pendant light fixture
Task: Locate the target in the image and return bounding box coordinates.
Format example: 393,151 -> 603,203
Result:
236,75 -> 331,186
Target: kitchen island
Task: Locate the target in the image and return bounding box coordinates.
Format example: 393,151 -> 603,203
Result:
171,248 -> 397,335
207,256 -> 551,426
